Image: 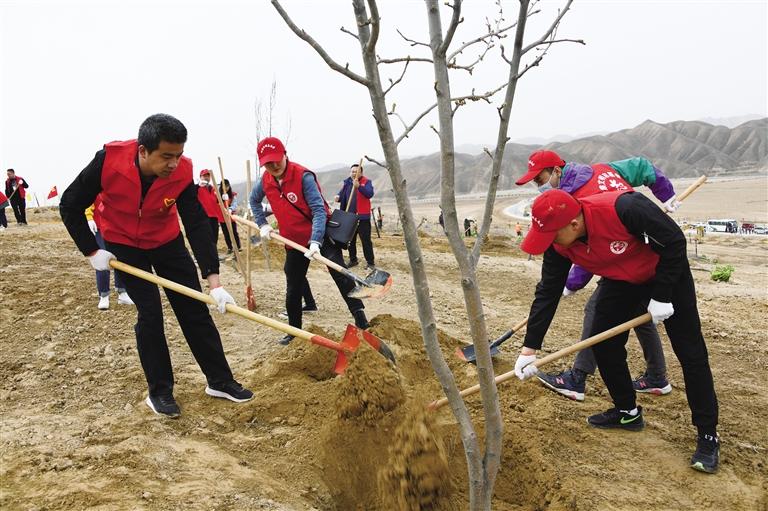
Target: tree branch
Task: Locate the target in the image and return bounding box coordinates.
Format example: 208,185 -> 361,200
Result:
397,28 -> 430,48
438,0 -> 463,56
271,0 -> 370,87
339,26 -> 359,41
521,0 -> 575,55
364,155 -> 388,169
447,21 -> 516,61
394,103 -> 438,145
365,0 -> 380,53
383,58 -> 411,96
378,56 -> 433,65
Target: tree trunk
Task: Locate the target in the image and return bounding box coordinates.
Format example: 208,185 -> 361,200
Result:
424,1 -> 503,508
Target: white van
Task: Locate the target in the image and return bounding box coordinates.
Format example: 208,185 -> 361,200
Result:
706,219 -> 738,233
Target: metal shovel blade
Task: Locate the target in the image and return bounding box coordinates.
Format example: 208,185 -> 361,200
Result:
342,324 -> 397,365
455,342 -> 502,363
347,269 -> 393,299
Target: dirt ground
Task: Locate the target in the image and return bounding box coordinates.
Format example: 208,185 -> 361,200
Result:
1,176 -> 767,510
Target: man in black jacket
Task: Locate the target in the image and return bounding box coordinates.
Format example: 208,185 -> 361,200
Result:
514,189 -> 720,474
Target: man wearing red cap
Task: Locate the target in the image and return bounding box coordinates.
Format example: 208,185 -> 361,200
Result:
514,188 -> 720,474
60,114 -> 253,418
517,150 -> 681,401
249,137 -> 369,345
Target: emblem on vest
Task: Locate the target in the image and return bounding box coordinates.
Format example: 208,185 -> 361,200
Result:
163,198 -> 176,209
286,192 -> 298,203
610,240 -> 628,254
597,171 -> 628,192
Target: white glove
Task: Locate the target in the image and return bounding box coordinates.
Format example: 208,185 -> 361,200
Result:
259,224 -> 273,240
304,241 -> 321,260
514,353 -> 539,380
647,299 -> 674,325
88,249 -> 115,271
221,193 -> 229,201
562,287 -> 577,298
663,197 -> 682,213
87,220 -> 98,234
209,286 -> 236,314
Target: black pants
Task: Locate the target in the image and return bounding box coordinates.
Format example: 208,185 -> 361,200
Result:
10,195 -> 26,224
589,269 -> 718,434
220,221 -> 241,251
105,235 -> 234,397
208,218 -> 219,245
348,218 -> 375,265
284,237 -> 363,330
0,207 -> 7,228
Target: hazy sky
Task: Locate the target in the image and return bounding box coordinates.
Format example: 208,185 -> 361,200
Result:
1,0 -> 766,200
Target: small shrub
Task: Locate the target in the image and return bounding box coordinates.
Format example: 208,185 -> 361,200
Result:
710,264 -> 735,283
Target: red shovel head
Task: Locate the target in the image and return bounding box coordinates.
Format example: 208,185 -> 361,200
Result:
332,325 -> 362,374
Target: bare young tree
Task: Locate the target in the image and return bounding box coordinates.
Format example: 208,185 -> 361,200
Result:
271,1 -> 580,508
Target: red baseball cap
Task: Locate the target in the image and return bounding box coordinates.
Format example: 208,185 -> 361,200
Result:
515,150 -> 566,185
520,189 -> 581,255
257,137 -> 286,166
200,169 -> 211,177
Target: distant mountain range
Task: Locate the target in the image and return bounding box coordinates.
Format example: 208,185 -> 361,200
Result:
311,117 -> 767,199
233,117 -> 767,200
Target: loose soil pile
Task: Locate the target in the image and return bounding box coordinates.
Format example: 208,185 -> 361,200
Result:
1,200 -> 767,510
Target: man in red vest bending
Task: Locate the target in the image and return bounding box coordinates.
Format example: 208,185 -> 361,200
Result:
60,114 -> 253,418
249,137 -> 369,345
513,189 -> 720,474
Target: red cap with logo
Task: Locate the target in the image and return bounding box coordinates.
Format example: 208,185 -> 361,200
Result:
520,189 -> 581,255
515,150 -> 566,185
200,169 -> 211,177
257,137 -> 286,166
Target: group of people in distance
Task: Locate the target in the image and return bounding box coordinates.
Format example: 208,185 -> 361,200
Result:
57,113 -> 719,477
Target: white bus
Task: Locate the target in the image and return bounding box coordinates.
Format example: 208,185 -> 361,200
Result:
706,219 -> 738,233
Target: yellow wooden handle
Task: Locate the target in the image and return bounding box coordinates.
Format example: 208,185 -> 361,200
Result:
429,313 -> 652,410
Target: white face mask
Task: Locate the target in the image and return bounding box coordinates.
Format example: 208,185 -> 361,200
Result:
199,180 -> 209,187
537,182 -> 553,194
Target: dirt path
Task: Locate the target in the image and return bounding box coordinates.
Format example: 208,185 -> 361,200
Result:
1,208 -> 766,510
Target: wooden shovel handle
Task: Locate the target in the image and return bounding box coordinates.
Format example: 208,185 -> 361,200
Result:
231,215 -> 349,275
429,313 -> 653,410
209,168 -> 244,276
109,260 -> 344,352
345,158 -> 364,212
674,175 -> 707,203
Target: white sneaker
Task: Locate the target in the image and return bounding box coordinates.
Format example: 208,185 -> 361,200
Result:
98,296 -> 110,310
117,292 -> 134,305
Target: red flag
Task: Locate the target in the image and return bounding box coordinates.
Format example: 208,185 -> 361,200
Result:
47,186 -> 58,199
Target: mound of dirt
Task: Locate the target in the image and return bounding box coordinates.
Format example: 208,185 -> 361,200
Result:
336,343 -> 405,423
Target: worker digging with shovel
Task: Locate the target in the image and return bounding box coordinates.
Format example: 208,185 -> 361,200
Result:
514,188 -> 720,474
249,137 -> 371,345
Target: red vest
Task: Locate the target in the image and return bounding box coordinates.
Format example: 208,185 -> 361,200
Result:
571,163 -> 633,199
97,140 -> 192,249
262,161 -> 330,247
5,177 -> 26,199
198,185 -> 224,222
554,192 -> 659,284
350,176 -> 372,215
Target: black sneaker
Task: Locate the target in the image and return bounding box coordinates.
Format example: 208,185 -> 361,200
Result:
145,394 -> 181,418
632,372 -> 672,395
365,263 -> 376,271
278,334 -> 295,346
536,368 -> 588,401
353,310 -> 369,329
587,406 -> 644,431
347,258 -> 359,268
205,380 -> 254,403
302,304 -> 319,313
691,434 -> 719,474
